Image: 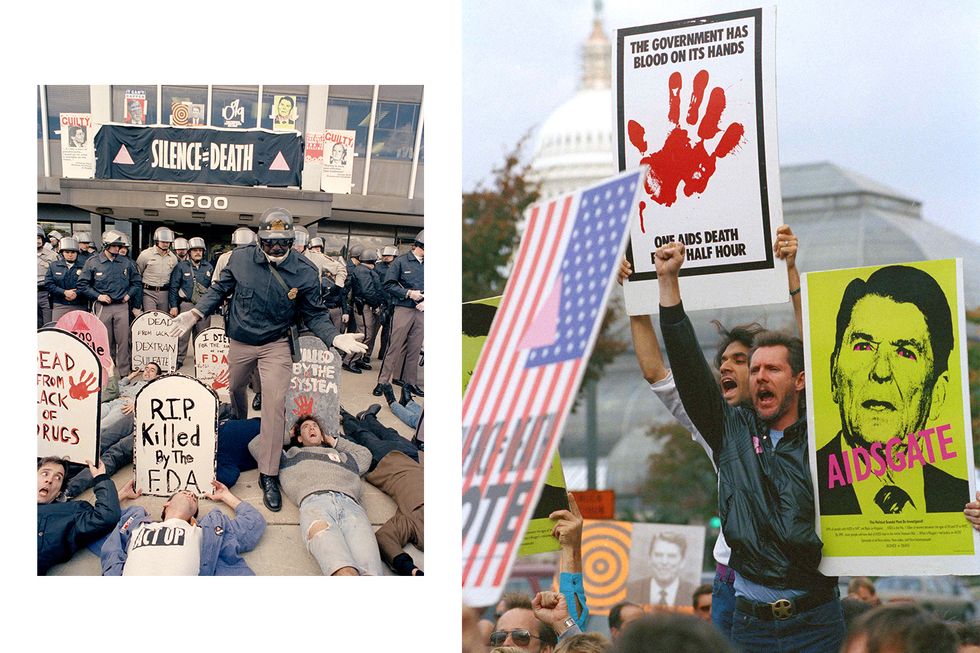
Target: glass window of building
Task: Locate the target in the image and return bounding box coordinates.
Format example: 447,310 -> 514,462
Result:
372,101 -> 420,160
44,86 -> 91,139
111,85 -> 158,125
327,97 -> 373,158
211,86 -> 259,129
260,86 -> 308,132
161,85 -> 208,126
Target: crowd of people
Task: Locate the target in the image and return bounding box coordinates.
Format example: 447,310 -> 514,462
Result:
462,225 -> 980,652
36,208 -> 424,576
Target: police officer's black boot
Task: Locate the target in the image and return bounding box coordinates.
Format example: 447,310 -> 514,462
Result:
258,473 -> 281,512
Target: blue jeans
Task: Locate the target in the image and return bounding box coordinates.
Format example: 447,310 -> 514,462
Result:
299,491 -> 384,576
712,569 -> 736,638
731,596 -> 845,653
389,399 -> 422,429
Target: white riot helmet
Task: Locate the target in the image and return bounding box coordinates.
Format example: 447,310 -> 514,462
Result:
308,237 -> 324,250
153,226 -> 175,243
58,237 -> 79,252
48,230 -> 63,243
413,230 -> 424,248
232,227 -> 256,246
76,232 -> 92,245
188,237 -> 206,251
381,245 -> 398,258
173,237 -> 189,251
102,230 -> 125,248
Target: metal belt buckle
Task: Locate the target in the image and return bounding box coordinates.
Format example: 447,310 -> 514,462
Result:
770,598 -> 794,620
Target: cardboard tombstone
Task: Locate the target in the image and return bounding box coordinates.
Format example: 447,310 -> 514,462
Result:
131,311 -> 178,373
284,335 -> 342,441
193,327 -> 230,402
56,309 -> 113,388
133,374 -> 217,497
38,328 -> 102,464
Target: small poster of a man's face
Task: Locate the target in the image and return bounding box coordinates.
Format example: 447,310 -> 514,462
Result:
68,126 -> 87,148
189,104 -> 206,126
126,99 -> 145,125
624,524 -> 705,609
272,95 -> 297,130
329,142 -> 348,165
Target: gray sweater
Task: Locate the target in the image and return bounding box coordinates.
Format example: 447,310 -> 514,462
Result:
278,437 -> 372,507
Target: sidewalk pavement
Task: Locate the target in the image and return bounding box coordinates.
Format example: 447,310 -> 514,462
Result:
48,342 -> 424,576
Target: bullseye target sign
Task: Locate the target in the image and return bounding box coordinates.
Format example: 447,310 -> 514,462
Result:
170,100 -> 191,126
583,520 -> 705,614
582,520 -> 633,614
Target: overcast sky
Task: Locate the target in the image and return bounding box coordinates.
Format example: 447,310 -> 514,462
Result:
463,0 -> 980,243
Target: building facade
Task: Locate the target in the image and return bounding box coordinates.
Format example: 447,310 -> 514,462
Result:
38,84 -> 424,258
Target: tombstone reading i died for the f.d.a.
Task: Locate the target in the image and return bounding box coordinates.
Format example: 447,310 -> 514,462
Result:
131,311 -> 178,373
194,326 -> 230,402
134,375 -> 217,497
55,310 -> 113,388
38,328 -> 102,464
284,335 -> 342,441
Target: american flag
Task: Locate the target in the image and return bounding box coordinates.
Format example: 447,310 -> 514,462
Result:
461,168 -> 644,606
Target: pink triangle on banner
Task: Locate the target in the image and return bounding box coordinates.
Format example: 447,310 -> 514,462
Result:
269,151 -> 290,171
519,276 -> 562,350
113,145 -> 134,165
70,314 -> 88,331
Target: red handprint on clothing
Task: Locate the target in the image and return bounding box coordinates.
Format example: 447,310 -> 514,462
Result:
211,369 -> 229,390
292,395 -> 314,417
628,69 -> 744,222
68,370 -> 98,400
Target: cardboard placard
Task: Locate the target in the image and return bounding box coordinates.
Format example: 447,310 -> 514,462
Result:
193,326 -> 230,402
55,309 -> 113,388
131,311 -> 178,373
37,328 -> 102,464
133,375 -> 217,497
284,335 -> 341,440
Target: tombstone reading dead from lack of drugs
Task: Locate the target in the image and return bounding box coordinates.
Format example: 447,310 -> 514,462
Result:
133,375 -> 217,497
194,326 -> 230,402
284,335 -> 341,441
37,328 -> 102,463
56,309 -> 113,388
131,311 -> 178,373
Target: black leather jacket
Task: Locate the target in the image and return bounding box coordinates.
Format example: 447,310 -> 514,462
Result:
661,302 -> 835,592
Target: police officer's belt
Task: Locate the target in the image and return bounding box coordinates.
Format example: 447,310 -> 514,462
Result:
734,587 -> 836,621
143,284 -> 167,291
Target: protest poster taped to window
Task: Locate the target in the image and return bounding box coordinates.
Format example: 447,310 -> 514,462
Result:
37,328 -> 102,464
133,375 -> 217,497
803,258 -> 979,575
581,521 -> 705,615
284,335 -> 342,440
55,310 -> 113,389
193,327 -> 230,402
616,7 -> 786,314
320,129 -> 356,194
124,90 -> 147,125
131,311 -> 178,373
60,113 -> 96,179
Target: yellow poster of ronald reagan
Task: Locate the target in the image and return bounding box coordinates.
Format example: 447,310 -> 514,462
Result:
802,258 -> 979,576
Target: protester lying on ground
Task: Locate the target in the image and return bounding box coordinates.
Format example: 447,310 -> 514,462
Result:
385,385 -> 424,431
616,224 -> 801,638
273,414 -> 383,576
615,613 -> 735,653
38,457 -> 120,575
63,364 -> 161,498
339,404 -> 423,575
841,602 -> 958,653
100,478 -> 265,576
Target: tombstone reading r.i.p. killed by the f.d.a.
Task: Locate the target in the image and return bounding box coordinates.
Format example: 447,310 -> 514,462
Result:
38,328 -> 102,464
131,311 -> 178,373
284,335 -> 342,441
133,374 -> 217,497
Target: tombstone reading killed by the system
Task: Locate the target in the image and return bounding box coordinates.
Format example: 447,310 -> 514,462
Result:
56,309 -> 113,388
131,311 -> 178,373
194,327 -> 230,402
284,335 -> 342,440
38,328 -> 102,464
133,375 -> 217,497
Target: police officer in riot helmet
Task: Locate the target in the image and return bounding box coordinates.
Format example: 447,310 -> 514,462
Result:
173,237 -> 190,261
168,207 -> 367,512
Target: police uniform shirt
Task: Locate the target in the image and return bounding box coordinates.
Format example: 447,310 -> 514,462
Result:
384,251 -> 424,308
45,259 -> 85,305
169,259 -> 214,309
37,248 -> 58,285
78,252 -> 139,302
136,248 -> 179,286
122,518 -> 203,576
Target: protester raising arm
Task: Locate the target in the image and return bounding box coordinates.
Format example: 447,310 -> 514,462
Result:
550,492 -> 589,629
773,224 -> 803,337
618,258 -> 668,385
